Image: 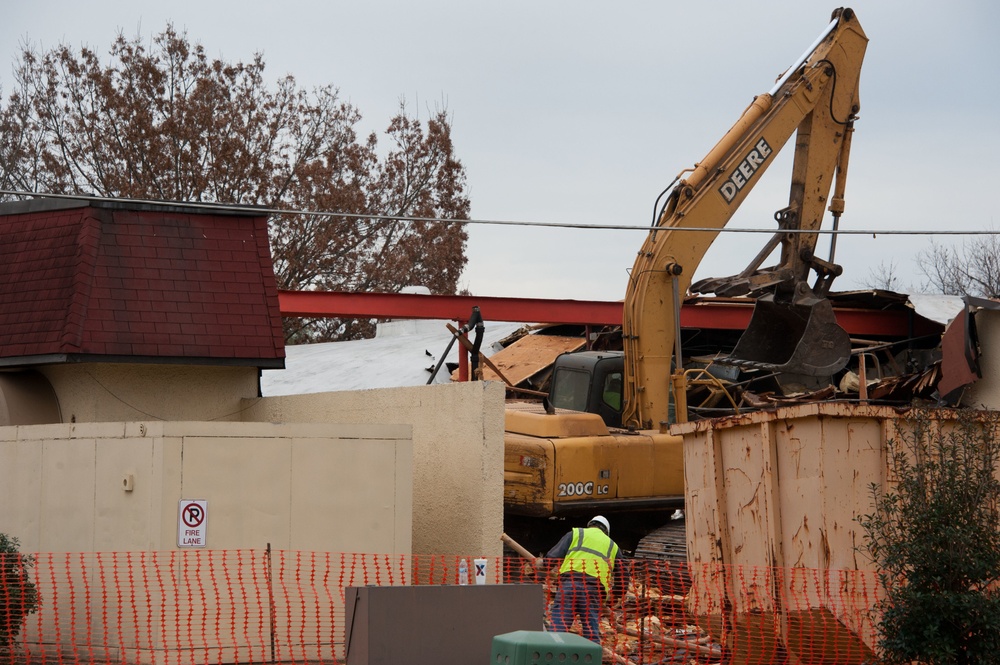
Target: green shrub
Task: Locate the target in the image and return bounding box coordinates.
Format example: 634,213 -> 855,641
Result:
0,534 -> 39,653
859,411 -> 1000,665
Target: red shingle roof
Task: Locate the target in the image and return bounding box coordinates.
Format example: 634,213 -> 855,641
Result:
0,199 -> 285,367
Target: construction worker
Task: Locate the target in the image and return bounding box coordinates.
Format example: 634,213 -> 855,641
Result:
539,515 -> 626,644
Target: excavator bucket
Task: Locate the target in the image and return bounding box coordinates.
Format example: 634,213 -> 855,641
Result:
727,295 -> 851,377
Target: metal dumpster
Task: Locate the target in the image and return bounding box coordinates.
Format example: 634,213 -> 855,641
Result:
672,403 -> 997,664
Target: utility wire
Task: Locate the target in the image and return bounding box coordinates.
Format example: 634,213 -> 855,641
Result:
1,189 -> 997,236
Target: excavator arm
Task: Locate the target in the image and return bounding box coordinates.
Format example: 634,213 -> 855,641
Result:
621,8 -> 868,430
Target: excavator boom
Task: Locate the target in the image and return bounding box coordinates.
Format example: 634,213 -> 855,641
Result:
500,9 -> 870,557
622,7 -> 867,429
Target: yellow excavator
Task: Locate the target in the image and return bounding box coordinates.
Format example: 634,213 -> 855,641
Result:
502,8 -> 868,558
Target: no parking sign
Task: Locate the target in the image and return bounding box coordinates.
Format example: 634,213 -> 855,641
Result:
178,500 -> 208,547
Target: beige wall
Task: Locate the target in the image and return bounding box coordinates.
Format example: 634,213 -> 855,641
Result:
0,365 -> 506,662
38,363 -> 260,423
3,364 -> 507,558
0,420 -> 413,553
242,380 -> 507,559
0,420 -> 414,663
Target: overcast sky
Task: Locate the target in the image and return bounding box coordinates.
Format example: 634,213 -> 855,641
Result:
3,1 -> 998,301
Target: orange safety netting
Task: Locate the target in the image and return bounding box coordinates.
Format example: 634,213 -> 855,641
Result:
0,551 -> 882,664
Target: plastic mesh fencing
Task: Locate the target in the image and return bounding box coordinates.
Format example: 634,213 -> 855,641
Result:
0,551 -> 881,664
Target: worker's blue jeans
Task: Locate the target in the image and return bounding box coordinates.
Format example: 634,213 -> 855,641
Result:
549,573 -> 602,644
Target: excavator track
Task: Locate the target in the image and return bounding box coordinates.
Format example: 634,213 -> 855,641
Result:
632,519 -> 691,594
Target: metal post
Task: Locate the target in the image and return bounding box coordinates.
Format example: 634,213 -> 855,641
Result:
669,265 -> 688,424
457,318 -> 469,381
265,543 -> 276,664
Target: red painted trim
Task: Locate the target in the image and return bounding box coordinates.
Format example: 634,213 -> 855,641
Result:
278,291 -> 941,338
278,290 -> 623,326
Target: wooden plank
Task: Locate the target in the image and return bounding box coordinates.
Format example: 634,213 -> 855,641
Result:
451,335 -> 585,385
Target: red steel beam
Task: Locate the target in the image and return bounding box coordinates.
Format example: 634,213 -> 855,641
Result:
278,290 -> 624,326
278,290 -> 942,338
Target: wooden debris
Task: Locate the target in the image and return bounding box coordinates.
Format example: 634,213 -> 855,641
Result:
452,333 -> 584,385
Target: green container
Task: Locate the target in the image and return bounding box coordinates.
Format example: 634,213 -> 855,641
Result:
490,630 -> 601,664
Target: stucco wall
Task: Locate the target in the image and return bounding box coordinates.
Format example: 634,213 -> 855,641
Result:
2,364 -> 506,558
38,363 -> 260,423
242,380 -> 507,558
0,408 -> 415,663
0,420 -> 412,554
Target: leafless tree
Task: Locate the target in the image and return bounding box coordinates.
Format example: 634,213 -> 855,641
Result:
916,233 -> 1000,297
862,259 -> 905,292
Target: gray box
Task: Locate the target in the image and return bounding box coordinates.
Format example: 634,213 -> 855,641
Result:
344,584 -> 544,665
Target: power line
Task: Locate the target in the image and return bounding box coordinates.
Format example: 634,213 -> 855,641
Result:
2,189 -> 997,236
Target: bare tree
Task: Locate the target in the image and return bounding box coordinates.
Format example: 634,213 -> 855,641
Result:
862,259 -> 905,292
0,26 -> 470,342
916,233 -> 1000,297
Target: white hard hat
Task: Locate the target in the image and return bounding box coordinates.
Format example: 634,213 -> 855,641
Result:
588,515 -> 610,535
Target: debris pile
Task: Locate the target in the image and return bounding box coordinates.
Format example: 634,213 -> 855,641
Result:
541,569 -> 724,665
482,290 -> 982,420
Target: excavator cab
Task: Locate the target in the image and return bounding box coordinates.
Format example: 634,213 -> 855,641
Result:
549,351 -> 625,428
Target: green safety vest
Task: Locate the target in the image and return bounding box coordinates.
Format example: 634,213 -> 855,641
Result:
558,527 -> 619,594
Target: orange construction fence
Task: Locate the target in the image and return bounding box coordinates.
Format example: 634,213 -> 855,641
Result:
0,550 -> 882,664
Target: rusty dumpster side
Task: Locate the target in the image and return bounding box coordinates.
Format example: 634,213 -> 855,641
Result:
672,403 -> 998,663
